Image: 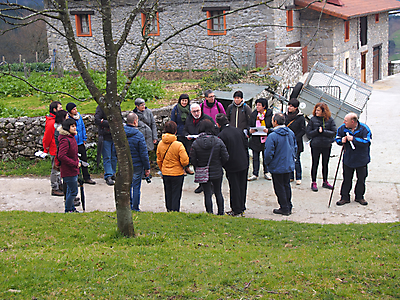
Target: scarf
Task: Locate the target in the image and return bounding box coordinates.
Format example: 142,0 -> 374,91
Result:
178,103 -> 190,122
256,110 -> 267,143
286,109 -> 298,124
69,113 -> 80,120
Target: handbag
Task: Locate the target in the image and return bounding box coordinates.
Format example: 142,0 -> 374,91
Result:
194,144 -> 215,184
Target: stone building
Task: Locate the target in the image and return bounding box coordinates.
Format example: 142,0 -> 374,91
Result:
296,0 -> 400,83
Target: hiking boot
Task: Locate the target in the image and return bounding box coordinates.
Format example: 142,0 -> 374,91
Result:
264,173 -> 272,180
194,185 -> 203,193
111,174 -> 116,181
74,197 -> 81,207
311,182 -> 318,192
51,189 -> 64,197
336,199 -> 350,206
296,180 -> 302,185
105,177 -> 115,186
84,179 -> 96,185
355,198 -> 368,205
248,175 -> 258,181
273,208 -> 291,216
185,166 -> 194,175
322,181 -> 333,190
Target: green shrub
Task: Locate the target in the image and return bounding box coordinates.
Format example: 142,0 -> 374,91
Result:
199,68 -> 247,92
0,62 -> 51,72
0,103 -> 26,118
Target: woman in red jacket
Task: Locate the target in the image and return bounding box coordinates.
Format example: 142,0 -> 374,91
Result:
58,118 -> 81,213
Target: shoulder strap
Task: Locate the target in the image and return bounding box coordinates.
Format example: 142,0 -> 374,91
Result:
216,100 -> 221,113
162,141 -> 175,161
206,142 -> 216,167
287,119 -> 295,128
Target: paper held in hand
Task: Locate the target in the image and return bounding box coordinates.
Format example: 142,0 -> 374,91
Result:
186,134 -> 199,139
250,126 -> 268,136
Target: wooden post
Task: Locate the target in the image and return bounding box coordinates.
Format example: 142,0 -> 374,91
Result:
188,56 -> 192,79
36,52 -> 38,63
19,54 -> 22,63
23,59 -> 28,78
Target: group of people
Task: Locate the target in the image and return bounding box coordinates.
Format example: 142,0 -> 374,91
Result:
43,88 -> 372,215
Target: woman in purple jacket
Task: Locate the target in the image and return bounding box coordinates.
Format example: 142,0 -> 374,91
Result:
58,118 -> 80,213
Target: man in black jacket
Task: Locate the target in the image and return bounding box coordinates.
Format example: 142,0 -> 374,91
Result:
216,113 -> 249,217
94,105 -> 118,186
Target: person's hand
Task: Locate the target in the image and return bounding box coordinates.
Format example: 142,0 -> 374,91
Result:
263,128 -> 268,133
187,137 -> 192,140
78,162 -> 81,168
346,135 -> 353,142
342,136 -> 347,144
319,126 -> 323,133
153,139 -> 157,144
144,169 -> 150,177
249,129 -> 256,134
83,141 -> 86,145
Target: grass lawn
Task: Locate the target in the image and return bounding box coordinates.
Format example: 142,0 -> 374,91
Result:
0,211 -> 399,299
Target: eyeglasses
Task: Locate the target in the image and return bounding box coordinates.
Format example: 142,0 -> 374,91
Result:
192,110 -> 201,113
207,95 -> 215,98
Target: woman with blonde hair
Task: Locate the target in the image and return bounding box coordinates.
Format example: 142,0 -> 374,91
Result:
306,102 -> 337,192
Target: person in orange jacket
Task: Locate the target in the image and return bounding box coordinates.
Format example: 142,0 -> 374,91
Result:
157,121 -> 189,212
42,101 -> 63,196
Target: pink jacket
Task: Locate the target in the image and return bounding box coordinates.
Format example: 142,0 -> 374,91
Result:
200,100 -> 226,122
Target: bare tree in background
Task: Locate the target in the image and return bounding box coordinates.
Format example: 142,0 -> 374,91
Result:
0,0 -> 307,236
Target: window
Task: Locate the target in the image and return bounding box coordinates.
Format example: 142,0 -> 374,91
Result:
344,20 -> 349,42
375,14 -> 379,23
360,16 -> 367,46
345,58 -> 349,75
206,10 -> 226,35
141,12 -> 160,36
286,10 -> 293,32
75,14 -> 92,37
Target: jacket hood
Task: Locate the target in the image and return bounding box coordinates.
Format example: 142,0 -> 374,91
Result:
161,133 -> 177,144
58,127 -> 72,136
196,134 -> 217,150
46,113 -> 55,121
273,126 -> 290,136
124,124 -> 141,138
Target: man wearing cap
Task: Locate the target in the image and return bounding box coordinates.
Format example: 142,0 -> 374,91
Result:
66,102 -> 96,184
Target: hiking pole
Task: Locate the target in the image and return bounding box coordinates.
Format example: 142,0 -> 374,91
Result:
328,146 -> 344,208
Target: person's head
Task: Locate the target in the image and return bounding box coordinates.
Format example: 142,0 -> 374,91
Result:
62,118 -> 77,135
233,90 -> 244,105
164,121 -> 177,134
198,119 -> 215,134
204,89 -> 215,103
135,98 -> 146,112
49,101 -> 62,114
255,98 -> 267,112
344,112 -> 358,130
312,102 -> 331,120
215,113 -> 229,128
178,94 -> 190,107
190,103 -> 201,119
55,110 -> 68,124
66,102 -> 77,115
272,113 -> 285,127
287,98 -> 299,113
126,112 -> 138,126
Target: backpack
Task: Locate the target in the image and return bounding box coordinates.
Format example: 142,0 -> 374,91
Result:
200,100 -> 223,115
227,102 -> 248,121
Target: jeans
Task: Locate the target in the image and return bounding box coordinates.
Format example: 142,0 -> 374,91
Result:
50,155 -> 62,190
290,152 -> 302,180
63,175 -> 78,212
311,146 -> 331,182
130,167 -> 144,211
102,139 -> 117,179
252,149 -> 267,176
162,175 -> 184,212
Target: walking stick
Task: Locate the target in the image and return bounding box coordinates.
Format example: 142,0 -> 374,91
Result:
328,146 -> 344,208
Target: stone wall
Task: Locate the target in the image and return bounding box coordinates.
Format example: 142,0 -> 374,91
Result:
45,0 -> 301,72
0,106 -> 174,160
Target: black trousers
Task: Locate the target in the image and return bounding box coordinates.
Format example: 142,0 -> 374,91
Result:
201,177 -> 224,215
311,146 -> 331,182
162,175 -> 184,212
78,144 -> 91,180
226,169 -> 248,214
340,164 -> 368,201
271,173 -> 292,213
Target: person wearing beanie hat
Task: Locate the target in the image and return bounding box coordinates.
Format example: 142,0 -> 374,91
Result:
67,102 -> 96,185
133,98 -> 158,151
284,98 -> 305,185
135,98 -> 145,107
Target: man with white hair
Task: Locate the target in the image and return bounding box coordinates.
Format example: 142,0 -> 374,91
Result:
183,103 -> 215,193
335,113 -> 372,206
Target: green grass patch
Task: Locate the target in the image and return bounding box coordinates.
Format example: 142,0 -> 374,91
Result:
0,157 -> 52,176
0,211 -> 399,299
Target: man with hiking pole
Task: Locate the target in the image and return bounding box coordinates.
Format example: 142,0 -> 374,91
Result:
335,113 -> 372,206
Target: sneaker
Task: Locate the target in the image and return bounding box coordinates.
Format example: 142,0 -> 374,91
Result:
105,177 -> 115,186
248,175 -> 258,181
51,189 -> 64,197
355,198 -> 368,205
194,185 -> 203,193
336,199 -> 350,206
322,181 -> 333,190
84,179 -> 96,185
296,180 -> 302,185
311,182 -> 318,192
273,208 -> 291,216
225,211 -> 244,217
264,173 -> 272,180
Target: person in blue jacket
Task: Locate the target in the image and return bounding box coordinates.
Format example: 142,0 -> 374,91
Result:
264,113 -> 297,216
124,112 -> 150,211
66,102 -> 96,184
335,113 -> 371,206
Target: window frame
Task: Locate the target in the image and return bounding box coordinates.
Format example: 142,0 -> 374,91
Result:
206,10 -> 227,36
344,20 -> 350,42
375,14 -> 379,23
286,10 -> 293,32
141,12 -> 160,36
75,14 -> 92,37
